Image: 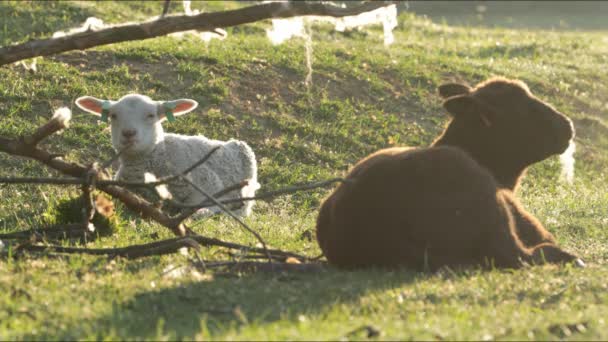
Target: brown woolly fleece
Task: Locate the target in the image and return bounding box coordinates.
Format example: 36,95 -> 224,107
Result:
316,77 -> 582,270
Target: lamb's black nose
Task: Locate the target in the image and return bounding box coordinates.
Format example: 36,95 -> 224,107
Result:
122,129 -> 136,138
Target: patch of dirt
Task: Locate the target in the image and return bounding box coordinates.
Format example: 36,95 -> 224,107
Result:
50,50 -> 217,99
50,50 -> 446,143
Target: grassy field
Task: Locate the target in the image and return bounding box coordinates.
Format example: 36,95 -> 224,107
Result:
1,1 -> 608,340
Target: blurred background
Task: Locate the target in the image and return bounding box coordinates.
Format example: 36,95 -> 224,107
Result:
406,1 -> 608,30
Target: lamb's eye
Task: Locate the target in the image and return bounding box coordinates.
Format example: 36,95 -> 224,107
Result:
110,113 -> 117,120
147,113 -> 155,119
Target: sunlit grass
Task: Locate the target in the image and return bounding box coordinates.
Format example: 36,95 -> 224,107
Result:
1,1 -> 607,340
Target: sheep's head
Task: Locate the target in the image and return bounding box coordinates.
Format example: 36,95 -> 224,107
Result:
76,94 -> 198,156
434,77 -> 574,188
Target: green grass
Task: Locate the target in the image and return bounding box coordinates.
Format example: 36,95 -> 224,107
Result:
1,1 -> 608,340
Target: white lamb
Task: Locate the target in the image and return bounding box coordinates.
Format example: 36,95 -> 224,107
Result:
75,94 -> 260,217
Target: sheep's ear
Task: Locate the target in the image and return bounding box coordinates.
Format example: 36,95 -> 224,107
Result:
443,94 -> 494,127
438,83 -> 471,99
75,96 -> 106,116
158,99 -> 198,122
76,96 -> 113,122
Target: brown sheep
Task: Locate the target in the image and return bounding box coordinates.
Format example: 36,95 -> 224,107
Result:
316,77 -> 583,270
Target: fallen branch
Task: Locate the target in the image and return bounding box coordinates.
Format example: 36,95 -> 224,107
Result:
0,1 -> 394,66
0,146 -> 220,189
0,223 -> 84,240
15,235 -> 313,261
18,238 -> 201,259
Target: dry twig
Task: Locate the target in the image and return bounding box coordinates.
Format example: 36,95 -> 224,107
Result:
179,176 -> 273,264
0,223 -> 84,240
175,177 -> 350,209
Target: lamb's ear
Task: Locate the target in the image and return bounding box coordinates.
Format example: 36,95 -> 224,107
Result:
158,99 -> 198,122
438,83 -> 471,99
443,94 -> 494,127
75,96 -> 112,122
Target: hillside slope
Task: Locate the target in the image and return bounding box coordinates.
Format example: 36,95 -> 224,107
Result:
1,1 -> 607,340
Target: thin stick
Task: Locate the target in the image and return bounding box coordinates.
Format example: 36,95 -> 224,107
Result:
0,177 -> 85,185
19,238 -> 201,259
179,176 -> 273,264
115,145 -> 222,187
0,224 -> 83,240
100,143 -> 132,170
0,147 -> 221,188
16,235 -> 311,261
161,0 -> 171,17
175,177 -> 349,209
200,261 -> 327,273
172,179 -> 250,223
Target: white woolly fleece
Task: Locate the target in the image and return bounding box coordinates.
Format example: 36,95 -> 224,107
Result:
117,134 -> 260,216
76,94 -> 259,217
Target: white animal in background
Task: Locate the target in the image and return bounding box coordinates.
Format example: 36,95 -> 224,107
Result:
75,94 -> 260,217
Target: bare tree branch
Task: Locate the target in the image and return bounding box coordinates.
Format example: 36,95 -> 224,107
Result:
23,111 -> 70,146
100,143 -> 132,170
172,179 -> 250,222
141,145 -> 221,187
80,178 -> 95,243
15,235 -> 313,261
0,1 -> 395,66
0,177 -> 86,185
0,223 -> 84,240
0,146 -> 221,188
175,177 -> 350,208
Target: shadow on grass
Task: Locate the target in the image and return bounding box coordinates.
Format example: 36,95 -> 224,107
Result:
0,1 -> 94,46
48,267 -> 426,339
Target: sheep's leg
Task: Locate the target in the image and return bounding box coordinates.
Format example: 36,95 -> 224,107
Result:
530,243 -> 584,266
478,199 -> 530,269
481,226 -> 530,269
188,192 -> 247,218
235,181 -> 259,217
183,189 -> 218,218
502,192 -> 556,246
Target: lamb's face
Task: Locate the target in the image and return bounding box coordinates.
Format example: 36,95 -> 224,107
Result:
108,95 -> 162,156
439,78 -> 574,167
75,94 -> 198,157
